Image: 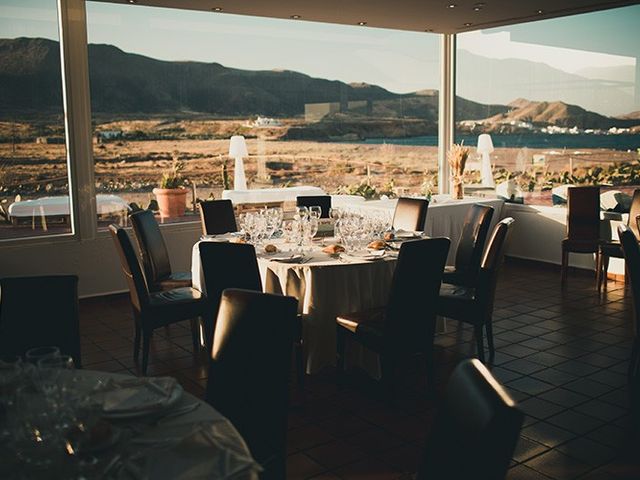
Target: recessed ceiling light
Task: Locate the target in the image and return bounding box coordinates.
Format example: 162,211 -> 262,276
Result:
357,21 -> 367,26
290,14 -> 301,19
536,9 -> 544,14
212,7 -> 223,11
448,4 -> 457,8
464,22 -> 473,26
128,0 -> 136,4
473,3 -> 485,11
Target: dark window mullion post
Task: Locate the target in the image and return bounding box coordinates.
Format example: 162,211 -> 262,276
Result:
57,0 -> 96,240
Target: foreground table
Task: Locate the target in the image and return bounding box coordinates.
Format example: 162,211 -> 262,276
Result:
3,370 -> 259,480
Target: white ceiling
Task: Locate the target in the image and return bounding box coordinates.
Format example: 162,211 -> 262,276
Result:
97,0 -> 638,33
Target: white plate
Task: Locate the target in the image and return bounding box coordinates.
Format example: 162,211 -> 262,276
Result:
341,251 -> 385,262
267,253 -> 304,263
101,379 -> 183,420
394,230 -> 421,239
200,233 -> 241,242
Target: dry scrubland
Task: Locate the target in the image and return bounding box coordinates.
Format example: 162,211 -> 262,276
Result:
1,118 -> 638,208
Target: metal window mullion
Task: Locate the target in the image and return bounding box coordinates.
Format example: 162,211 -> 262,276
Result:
58,0 -> 96,240
438,33 -> 456,195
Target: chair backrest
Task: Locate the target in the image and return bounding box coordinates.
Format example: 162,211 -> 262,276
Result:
205,289 -> 298,479
109,224 -> 149,311
566,186 -> 600,241
619,224 -> 640,333
454,204 -> 495,285
296,195 -> 332,218
199,241 -> 262,340
0,275 -> 81,365
628,189 -> 640,238
199,199 -> 238,235
392,197 -> 429,232
476,218 -> 515,314
385,238 -> 450,352
129,210 -> 172,288
418,359 -> 523,480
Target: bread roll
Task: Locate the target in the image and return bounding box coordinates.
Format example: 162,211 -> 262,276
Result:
367,240 -> 386,250
322,244 -> 345,254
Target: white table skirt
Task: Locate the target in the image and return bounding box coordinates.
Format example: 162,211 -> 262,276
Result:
192,242 -> 397,376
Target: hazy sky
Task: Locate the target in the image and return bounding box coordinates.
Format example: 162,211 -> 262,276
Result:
0,0 -> 637,107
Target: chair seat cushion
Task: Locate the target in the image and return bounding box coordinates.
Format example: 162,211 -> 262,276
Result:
437,284 -> 477,321
155,271 -> 192,291
442,266 -> 474,287
147,287 -> 207,327
599,241 -> 624,257
336,307 -> 385,347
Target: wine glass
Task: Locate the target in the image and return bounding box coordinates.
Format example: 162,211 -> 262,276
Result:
309,206 -> 322,219
294,206 -> 309,221
25,346 -> 60,365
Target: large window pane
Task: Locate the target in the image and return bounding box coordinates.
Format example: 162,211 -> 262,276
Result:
456,5 -> 640,205
86,2 -> 439,226
0,0 -> 71,239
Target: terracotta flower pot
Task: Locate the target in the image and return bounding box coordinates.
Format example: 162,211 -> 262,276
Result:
152,188 -> 188,218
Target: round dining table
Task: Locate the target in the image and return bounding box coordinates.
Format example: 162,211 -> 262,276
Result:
193,237 -> 401,377
2,370 -> 259,480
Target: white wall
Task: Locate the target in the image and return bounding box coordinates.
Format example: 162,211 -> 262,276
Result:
503,203 -> 625,274
0,223 -> 201,298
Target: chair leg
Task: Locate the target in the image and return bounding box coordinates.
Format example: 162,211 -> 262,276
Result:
133,322 -> 141,362
190,318 -> 199,353
485,320 -> 495,363
336,325 -> 346,387
561,248 -> 569,285
142,330 -> 152,376
601,253 -> 610,292
474,325 -> 485,363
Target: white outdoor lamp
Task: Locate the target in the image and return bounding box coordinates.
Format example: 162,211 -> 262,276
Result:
477,133 -> 495,188
229,135 -> 249,190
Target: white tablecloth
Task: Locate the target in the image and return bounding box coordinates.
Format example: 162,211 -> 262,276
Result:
222,186 -> 325,204
8,194 -> 130,218
349,196 -> 504,264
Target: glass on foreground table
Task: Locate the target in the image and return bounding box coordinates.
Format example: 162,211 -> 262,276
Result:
0,350 -> 259,479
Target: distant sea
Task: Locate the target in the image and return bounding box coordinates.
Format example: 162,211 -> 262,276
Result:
360,133 -> 640,151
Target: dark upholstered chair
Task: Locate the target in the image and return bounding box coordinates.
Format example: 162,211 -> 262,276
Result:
443,204 -> 495,287
199,241 -> 306,384
437,218 -> 515,363
417,359 -> 523,480
109,225 -> 209,375
598,189 -> 640,292
0,275 -> 81,366
561,186 -> 601,285
336,238 -> 450,396
392,197 -> 429,232
129,209 -> 191,291
199,199 -> 238,235
296,195 -> 332,218
205,289 -> 298,480
619,224 -> 640,378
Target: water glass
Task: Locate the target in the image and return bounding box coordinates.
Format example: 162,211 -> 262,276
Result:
25,346 -> 60,364
309,206 -> 322,219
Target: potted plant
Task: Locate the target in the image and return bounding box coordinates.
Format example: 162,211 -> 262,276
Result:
153,153 -> 188,218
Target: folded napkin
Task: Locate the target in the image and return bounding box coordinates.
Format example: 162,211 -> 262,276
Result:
102,377 -> 179,414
